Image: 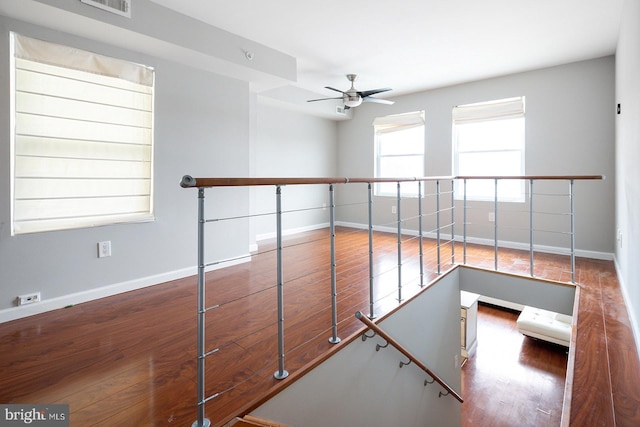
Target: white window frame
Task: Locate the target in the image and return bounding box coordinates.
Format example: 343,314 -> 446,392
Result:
452,97 -> 525,202
10,33 -> 155,235
374,111 -> 425,197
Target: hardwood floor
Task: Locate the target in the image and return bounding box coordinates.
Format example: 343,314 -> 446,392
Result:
0,227 -> 639,426
462,304 -> 568,427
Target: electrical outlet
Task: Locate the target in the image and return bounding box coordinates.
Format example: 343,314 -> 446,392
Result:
391,205 -> 397,214
18,292 -> 41,306
488,212 -> 495,222
98,241 -> 112,258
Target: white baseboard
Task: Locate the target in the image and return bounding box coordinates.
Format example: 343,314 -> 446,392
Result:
2,219 -> 614,325
0,255 -> 250,324
335,221 -> 614,261
613,255 -> 640,362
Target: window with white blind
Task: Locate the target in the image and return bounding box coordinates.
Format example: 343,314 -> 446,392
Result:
374,111 -> 425,197
452,97 -> 525,202
10,33 -> 155,235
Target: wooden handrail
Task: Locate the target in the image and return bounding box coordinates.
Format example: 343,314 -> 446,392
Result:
181,175 -> 604,188
180,175 -> 455,188
355,311 -> 464,403
456,175 -> 604,180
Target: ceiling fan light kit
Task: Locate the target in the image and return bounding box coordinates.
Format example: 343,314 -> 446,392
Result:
307,74 -> 394,110
344,96 -> 363,108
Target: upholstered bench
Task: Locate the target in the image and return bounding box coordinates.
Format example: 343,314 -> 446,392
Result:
516,306 -> 572,347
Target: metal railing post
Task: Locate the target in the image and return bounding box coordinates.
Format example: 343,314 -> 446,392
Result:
274,185 -> 289,380
418,181 -> 425,287
192,188 -> 211,427
529,179 -> 534,277
328,185 -> 341,344
436,180 -> 441,274
570,179 -> 576,283
463,179 -> 467,264
367,183 -> 376,319
494,178 -> 498,271
451,179 -> 455,265
396,182 -> 403,302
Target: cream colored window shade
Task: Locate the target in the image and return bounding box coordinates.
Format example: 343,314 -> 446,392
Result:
452,96 -> 524,124
11,33 -> 155,235
373,110 -> 425,133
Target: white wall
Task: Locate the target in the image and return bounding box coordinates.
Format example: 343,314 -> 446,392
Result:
615,0 -> 640,347
251,101 -> 338,241
459,267 -> 575,315
251,269 -> 462,427
336,58 -> 615,256
0,15 -> 251,316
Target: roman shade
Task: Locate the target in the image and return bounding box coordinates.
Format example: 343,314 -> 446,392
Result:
11,33 -> 155,235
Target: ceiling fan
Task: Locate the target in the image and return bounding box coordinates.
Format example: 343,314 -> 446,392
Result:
307,74 -> 395,109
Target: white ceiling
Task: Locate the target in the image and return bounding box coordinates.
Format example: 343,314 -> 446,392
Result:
148,0 -> 624,101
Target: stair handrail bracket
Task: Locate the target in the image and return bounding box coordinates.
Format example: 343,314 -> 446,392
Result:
355,311 -> 464,403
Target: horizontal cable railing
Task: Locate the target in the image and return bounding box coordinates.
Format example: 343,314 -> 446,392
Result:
355,311 -> 464,402
181,174 -> 603,427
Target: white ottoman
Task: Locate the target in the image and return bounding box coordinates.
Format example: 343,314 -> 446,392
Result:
517,306 -> 572,347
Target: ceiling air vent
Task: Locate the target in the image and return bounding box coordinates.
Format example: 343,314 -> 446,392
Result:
336,105 -> 347,116
80,0 -> 131,18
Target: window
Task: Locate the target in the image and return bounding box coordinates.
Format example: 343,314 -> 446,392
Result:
453,97 -> 525,202
374,111 -> 425,197
10,33 -> 155,235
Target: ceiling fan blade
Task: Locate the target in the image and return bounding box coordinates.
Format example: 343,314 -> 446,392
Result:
307,96 -> 343,102
359,88 -> 392,98
325,86 -> 346,94
362,97 -> 395,105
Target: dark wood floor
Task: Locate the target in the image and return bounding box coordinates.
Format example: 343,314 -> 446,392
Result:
0,228 -> 639,426
462,303 -> 568,427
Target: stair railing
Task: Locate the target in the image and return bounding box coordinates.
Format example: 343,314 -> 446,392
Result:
355,311 -> 463,402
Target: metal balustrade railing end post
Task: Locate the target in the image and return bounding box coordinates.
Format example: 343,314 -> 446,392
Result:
193,187 -> 211,427
328,185 -> 341,344
274,185 -> 289,380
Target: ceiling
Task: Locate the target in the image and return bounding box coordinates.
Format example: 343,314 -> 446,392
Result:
148,0 -> 625,104
0,0 -> 625,118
